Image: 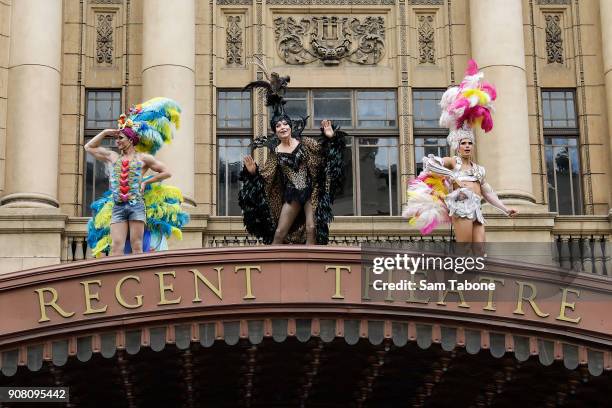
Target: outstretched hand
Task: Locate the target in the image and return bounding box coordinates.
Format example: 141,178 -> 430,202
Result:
243,155 -> 257,175
507,208 -> 519,217
321,120 -> 334,138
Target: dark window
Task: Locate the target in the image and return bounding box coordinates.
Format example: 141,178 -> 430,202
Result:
83,90 -> 121,216
358,137 -> 398,216
217,90 -> 252,215
218,137 -> 251,216
413,89 -> 447,174
542,90 -> 581,215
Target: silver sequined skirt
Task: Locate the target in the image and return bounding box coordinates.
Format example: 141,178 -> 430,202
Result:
445,188 -> 485,224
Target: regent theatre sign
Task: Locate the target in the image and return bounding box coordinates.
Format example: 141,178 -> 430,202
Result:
0,247 -> 610,346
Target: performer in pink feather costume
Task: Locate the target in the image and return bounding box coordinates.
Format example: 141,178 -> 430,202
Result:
403,60 -> 518,243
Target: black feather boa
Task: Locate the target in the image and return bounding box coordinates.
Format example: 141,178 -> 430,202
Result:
314,130 -> 347,244
238,167 -> 276,244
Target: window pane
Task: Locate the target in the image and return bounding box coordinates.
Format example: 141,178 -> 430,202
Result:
414,137 -> 448,174
359,138 -> 398,216
83,138 -> 115,216
217,91 -> 251,128
545,137 -> 582,215
217,137 -> 251,216
285,90 -> 308,119
313,90 -> 352,127
357,90 -> 397,128
413,90 -> 444,128
86,90 -> 121,130
542,90 -> 576,128
545,146 -> 557,213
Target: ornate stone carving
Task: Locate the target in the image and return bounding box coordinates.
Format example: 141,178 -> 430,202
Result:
96,13 -> 114,65
537,0 -> 569,5
226,16 -> 243,66
274,16 -> 386,65
266,0 -> 394,4
417,14 -> 435,64
409,0 -> 443,4
216,0 -> 251,4
545,14 -> 563,64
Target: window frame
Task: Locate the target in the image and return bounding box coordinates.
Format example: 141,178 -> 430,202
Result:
279,89 -> 400,215
216,89 -> 253,216
541,89 -> 582,215
83,89 -> 122,216
412,88 -> 448,175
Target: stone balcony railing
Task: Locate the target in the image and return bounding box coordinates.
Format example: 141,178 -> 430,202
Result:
59,215 -> 612,277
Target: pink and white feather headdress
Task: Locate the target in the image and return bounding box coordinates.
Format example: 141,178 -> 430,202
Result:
439,60 -> 497,153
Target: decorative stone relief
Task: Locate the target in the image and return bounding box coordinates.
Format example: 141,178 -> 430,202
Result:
537,0 -> 569,5
266,0 -> 394,4
216,0 -> 252,4
91,0 -> 123,3
409,0 -> 443,4
545,14 -> 563,64
417,14 -> 435,64
226,16 -> 243,66
274,16 -> 386,65
96,13 -> 114,65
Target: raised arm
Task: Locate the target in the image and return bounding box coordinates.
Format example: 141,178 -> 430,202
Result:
140,154 -> 171,192
479,169 -> 518,217
84,129 -> 119,163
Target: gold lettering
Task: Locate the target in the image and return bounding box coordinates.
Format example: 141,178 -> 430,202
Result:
479,276 -> 505,311
513,281 -> 549,317
191,268 -> 223,302
156,271 -> 181,305
556,288 -> 581,324
437,289 -> 470,308
234,265 -> 261,300
80,280 -> 108,315
35,287 -> 75,323
406,270 -> 429,304
325,265 -> 351,299
115,275 -> 143,309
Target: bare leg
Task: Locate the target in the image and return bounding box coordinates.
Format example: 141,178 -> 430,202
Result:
304,200 -> 316,245
110,222 -> 128,256
472,223 -> 485,243
273,201 -> 302,244
129,220 -> 145,254
471,222 -> 486,256
452,216 -> 474,242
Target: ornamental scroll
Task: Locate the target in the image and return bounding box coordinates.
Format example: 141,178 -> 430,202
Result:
273,16 -> 386,65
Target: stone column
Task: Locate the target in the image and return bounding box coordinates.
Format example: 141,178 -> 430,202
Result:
142,0 -> 195,206
1,0 -> 62,208
469,0 -> 535,204
600,0 -> 612,214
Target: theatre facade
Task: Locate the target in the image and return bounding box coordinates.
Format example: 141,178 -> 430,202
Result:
0,0 -> 611,406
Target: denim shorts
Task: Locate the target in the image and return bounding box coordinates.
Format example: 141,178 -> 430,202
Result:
111,200 -> 146,224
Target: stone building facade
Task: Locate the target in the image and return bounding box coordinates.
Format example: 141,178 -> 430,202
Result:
0,0 -> 611,272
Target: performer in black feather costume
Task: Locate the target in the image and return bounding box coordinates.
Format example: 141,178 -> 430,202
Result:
238,65 -> 346,245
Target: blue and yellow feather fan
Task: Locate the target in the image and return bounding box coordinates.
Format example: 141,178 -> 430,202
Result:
86,181 -> 190,257
122,97 -> 182,155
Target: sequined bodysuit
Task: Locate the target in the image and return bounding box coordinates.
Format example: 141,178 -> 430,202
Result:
276,143 -> 312,205
110,156 -> 144,204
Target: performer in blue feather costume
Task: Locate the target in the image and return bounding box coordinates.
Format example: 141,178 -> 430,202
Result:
85,97 -> 189,257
